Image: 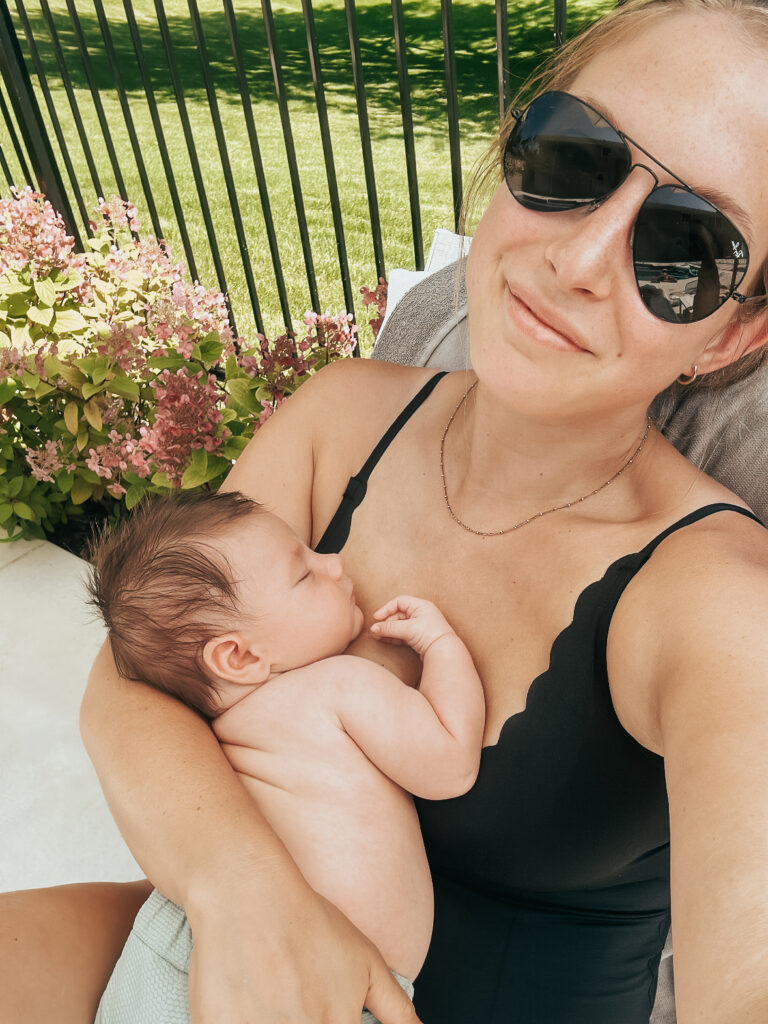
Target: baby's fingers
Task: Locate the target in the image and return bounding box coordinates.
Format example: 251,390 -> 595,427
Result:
370,617 -> 416,642
371,595 -> 421,621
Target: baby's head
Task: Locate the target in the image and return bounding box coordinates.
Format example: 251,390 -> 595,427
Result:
87,490 -> 364,718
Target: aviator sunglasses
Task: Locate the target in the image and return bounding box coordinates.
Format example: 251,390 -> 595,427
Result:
503,91 -> 766,324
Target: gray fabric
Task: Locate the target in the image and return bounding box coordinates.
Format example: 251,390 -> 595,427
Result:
96,889 -> 414,1024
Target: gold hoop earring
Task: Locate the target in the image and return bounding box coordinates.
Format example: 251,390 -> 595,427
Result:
677,365 -> 698,386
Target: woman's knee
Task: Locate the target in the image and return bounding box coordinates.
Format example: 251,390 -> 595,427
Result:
0,879 -> 153,1024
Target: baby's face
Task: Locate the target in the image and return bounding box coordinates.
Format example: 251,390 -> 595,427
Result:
225,512 -> 364,672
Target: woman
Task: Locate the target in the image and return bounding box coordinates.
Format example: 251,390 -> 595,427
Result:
4,1 -> 768,1021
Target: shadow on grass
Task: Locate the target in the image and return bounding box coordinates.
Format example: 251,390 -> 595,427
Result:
14,0 -> 613,143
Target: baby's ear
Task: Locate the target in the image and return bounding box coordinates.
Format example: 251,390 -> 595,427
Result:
203,633 -> 271,687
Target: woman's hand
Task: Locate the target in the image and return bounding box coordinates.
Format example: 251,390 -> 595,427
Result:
188,880 -> 422,1024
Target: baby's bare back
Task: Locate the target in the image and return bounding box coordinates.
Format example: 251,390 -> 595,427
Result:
213,655 -> 433,980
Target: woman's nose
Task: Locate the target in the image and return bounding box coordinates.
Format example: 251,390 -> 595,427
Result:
543,166 -> 656,300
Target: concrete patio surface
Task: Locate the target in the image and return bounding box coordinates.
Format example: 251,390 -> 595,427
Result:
0,534 -> 142,892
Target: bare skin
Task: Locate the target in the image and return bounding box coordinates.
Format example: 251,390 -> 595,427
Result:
4,9 -> 768,1024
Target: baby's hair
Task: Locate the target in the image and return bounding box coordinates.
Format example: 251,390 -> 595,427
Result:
86,490 -> 263,718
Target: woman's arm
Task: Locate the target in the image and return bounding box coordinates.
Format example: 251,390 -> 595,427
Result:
634,522 -> 768,1023
80,361 -> 424,1023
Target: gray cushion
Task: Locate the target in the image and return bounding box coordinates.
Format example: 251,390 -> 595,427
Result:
374,257 -> 768,1024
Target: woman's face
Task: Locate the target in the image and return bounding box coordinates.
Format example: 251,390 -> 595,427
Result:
467,11 -> 768,422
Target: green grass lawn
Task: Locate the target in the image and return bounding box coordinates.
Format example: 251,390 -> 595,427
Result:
1,0 -> 614,350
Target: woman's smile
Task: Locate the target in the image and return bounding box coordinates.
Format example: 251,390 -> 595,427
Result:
505,283 -> 592,355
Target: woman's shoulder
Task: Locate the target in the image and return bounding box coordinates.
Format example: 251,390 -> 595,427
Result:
608,493 -> 768,752
305,358 -> 459,456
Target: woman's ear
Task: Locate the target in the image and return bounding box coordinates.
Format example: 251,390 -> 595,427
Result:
202,633 -> 271,687
698,307 -> 768,374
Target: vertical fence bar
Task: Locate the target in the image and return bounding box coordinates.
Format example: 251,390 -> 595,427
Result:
0,0 -> 79,241
261,0 -> 320,313
0,84 -> 32,184
221,0 -> 292,333
344,0 -> 385,282
0,140 -> 14,186
441,0 -> 462,229
390,0 -> 422,269
496,0 -> 509,121
91,0 -> 163,240
121,0 -> 198,280
153,0 -> 237,334
38,0 -> 103,200
301,0 -> 354,319
187,0 -> 263,335
13,0 -> 90,230
64,0 -> 127,200
554,0 -> 567,47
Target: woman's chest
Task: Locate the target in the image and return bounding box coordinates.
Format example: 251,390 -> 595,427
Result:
337,489 -> 650,748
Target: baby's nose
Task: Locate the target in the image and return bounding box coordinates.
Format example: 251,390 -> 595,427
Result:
321,553 -> 344,579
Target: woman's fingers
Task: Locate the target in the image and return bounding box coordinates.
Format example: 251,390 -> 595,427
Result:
363,963 -> 422,1024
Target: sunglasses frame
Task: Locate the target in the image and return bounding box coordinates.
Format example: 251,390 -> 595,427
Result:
504,91 -> 767,322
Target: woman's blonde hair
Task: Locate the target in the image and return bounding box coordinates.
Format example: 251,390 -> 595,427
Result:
461,0 -> 768,390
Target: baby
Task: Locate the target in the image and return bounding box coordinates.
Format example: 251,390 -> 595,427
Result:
87,489 -> 485,1024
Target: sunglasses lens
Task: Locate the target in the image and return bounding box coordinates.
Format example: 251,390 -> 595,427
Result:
505,92 -> 631,211
634,186 -> 749,324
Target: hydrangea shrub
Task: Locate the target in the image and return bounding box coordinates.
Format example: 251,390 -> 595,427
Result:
0,188 -> 361,548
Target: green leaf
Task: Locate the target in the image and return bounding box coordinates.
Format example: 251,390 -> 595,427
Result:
33,277 -> 57,307
0,502 -> 12,524
193,336 -> 224,365
7,475 -> 23,498
147,354 -> 187,372
107,376 -> 140,402
92,363 -> 111,385
27,305 -> 55,327
21,370 -> 39,390
180,448 -> 209,490
10,324 -> 33,349
11,501 -> 34,521
64,402 -> 79,435
125,483 -> 146,510
81,381 -> 107,399
58,363 -> 88,388
0,277 -> 29,296
70,476 -> 93,505
83,400 -> 103,431
57,471 -> 74,494
0,381 -> 16,404
76,426 -> 89,451
43,354 -> 65,378
220,435 -> 250,459
34,380 -> 56,399
151,470 -> 173,489
53,309 -> 88,333
226,378 -> 261,416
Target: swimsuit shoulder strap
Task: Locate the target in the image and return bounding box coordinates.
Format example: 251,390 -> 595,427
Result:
315,371 -> 448,553
635,502 -> 762,561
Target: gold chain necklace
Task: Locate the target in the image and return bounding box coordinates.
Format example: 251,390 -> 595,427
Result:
440,382 -> 652,537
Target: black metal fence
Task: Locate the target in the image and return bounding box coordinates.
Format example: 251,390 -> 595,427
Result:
0,0 -> 592,344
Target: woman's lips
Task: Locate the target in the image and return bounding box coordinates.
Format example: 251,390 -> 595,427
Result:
506,286 -> 588,354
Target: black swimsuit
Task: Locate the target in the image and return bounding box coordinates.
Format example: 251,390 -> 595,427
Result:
316,373 -> 762,1023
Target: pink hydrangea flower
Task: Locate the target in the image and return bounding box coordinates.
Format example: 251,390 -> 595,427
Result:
138,367 -> 226,484
25,439 -> 68,483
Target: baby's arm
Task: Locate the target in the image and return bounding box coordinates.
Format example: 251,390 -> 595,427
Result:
331,596 -> 485,799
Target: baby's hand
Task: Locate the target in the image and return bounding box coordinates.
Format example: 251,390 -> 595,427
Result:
370,595 -> 457,658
